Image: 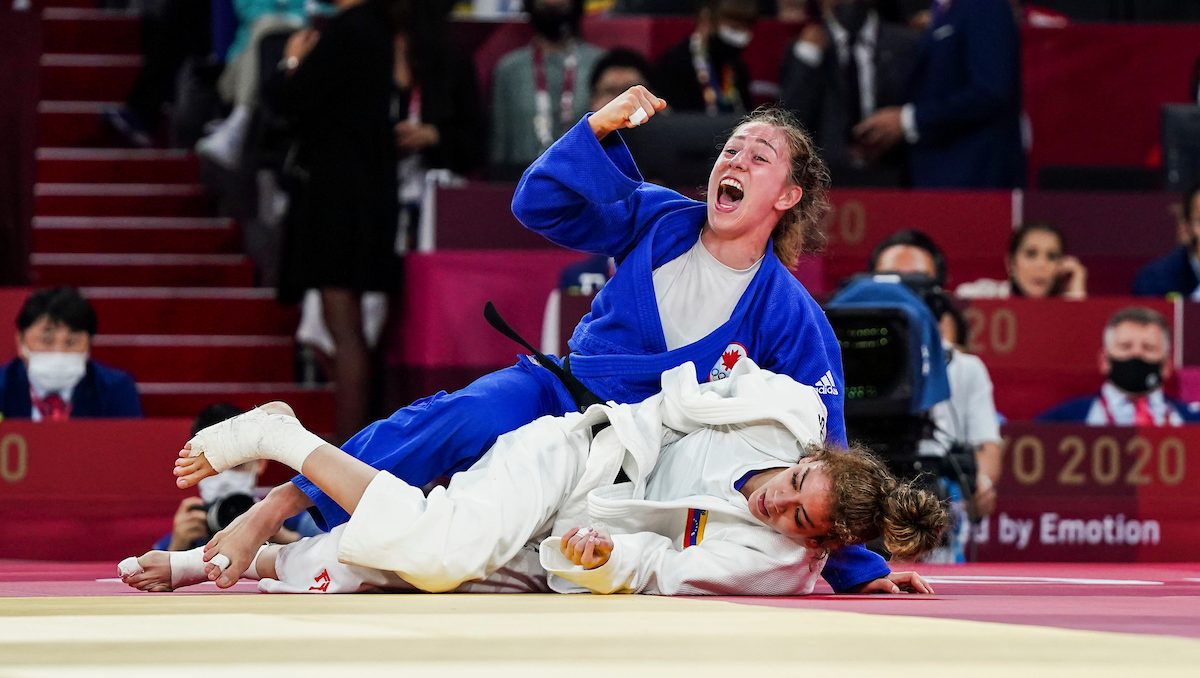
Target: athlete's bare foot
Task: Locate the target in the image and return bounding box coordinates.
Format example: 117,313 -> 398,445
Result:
174,401 -> 300,489
202,483 -> 311,588
118,548 -> 210,592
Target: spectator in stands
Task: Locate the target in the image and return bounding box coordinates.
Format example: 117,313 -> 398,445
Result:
271,0 -> 400,442
869,230 -> 1002,559
1038,307 -> 1200,425
589,49 -> 655,113
1132,184 -> 1200,300
195,0 -> 309,169
490,0 -> 603,176
852,0 -> 1024,188
655,0 -> 759,115
156,403 -> 321,552
102,0 -> 213,147
956,222 -> 1088,300
779,0 -> 919,186
0,287 -> 141,421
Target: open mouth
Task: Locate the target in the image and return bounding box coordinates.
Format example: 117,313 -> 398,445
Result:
758,493 -> 768,518
716,177 -> 744,211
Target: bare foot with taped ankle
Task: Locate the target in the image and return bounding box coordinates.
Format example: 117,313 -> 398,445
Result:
201,483 -> 312,588
175,401 -> 325,491
116,547 -> 253,592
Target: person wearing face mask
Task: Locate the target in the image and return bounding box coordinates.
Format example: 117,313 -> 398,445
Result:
1037,307 -> 1200,426
489,0 -> 604,176
654,0 -> 758,115
0,287 -> 141,422
152,403 -> 322,552
779,0 -> 918,186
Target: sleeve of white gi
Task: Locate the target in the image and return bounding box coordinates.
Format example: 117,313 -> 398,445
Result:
538,530 -> 824,596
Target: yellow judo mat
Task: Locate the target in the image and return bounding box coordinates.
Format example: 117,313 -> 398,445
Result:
3,590 -> 1200,677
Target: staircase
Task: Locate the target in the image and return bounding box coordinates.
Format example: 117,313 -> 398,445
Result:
32,3 -> 335,433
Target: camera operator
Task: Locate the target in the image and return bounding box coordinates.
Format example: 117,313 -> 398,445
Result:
153,403 -> 321,552
868,230 -> 1001,562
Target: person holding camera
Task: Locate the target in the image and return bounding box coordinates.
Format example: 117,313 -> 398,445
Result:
868,230 -> 1002,561
153,404 -> 321,552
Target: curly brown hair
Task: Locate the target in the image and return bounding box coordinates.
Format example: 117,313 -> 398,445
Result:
730,106 -> 832,269
806,443 -> 947,561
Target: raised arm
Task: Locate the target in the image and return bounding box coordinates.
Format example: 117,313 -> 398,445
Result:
512,86 -> 694,258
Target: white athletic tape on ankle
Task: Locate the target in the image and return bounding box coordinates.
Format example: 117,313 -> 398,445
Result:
117,557 -> 144,578
209,553 -> 232,572
188,407 -> 326,473
169,548 -> 212,588
629,107 -> 648,126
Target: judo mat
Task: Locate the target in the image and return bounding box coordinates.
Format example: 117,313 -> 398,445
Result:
2,561 -> 1199,677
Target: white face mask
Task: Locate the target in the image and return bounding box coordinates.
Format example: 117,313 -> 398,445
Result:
199,467 -> 259,504
23,349 -> 88,394
716,25 -> 753,49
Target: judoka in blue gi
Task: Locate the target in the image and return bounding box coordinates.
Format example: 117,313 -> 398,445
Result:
184,85 -> 908,594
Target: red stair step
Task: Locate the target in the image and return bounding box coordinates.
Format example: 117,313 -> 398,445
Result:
46,0 -> 101,8
91,335 -> 294,383
33,217 -> 239,254
83,287 -> 299,335
31,253 -> 255,287
43,9 -> 139,56
139,383 -> 335,434
35,183 -> 213,217
37,147 -> 200,183
37,101 -> 114,147
41,54 -> 140,102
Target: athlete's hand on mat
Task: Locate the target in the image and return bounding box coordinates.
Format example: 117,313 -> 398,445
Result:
560,526 -> 614,569
168,497 -> 208,551
588,85 -> 667,141
851,571 -> 935,595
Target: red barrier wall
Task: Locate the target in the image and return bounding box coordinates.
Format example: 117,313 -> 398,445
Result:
1022,25 -> 1200,183
977,423 -> 1200,562
0,419 -> 195,560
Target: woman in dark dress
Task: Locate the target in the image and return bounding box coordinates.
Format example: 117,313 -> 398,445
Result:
276,0 -> 399,442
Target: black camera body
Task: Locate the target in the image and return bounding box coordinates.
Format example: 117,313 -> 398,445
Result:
191,493 -> 256,536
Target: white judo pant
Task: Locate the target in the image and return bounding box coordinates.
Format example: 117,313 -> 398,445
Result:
261,413 -> 600,593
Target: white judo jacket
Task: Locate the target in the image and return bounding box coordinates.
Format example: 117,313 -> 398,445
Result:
336,358 -> 830,595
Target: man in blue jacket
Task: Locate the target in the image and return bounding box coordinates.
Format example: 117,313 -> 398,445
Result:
852,0 -> 1024,188
0,287 -> 141,421
1132,184 -> 1200,300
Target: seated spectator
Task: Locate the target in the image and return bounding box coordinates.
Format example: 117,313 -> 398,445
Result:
869,229 -> 1002,561
588,48 -> 655,113
490,0 -> 603,175
1038,307 -> 1200,425
0,287 -> 141,421
779,0 -> 919,186
956,222 -> 1088,300
196,0 -> 309,169
155,403 -> 322,552
1132,184 -> 1200,300
655,0 -> 758,115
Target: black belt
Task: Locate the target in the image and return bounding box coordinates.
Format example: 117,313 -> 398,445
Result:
484,301 -> 628,483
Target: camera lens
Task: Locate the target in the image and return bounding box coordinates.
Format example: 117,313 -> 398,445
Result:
205,493 -> 256,535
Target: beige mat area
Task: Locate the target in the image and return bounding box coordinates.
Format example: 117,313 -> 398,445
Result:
2,594 -> 1198,677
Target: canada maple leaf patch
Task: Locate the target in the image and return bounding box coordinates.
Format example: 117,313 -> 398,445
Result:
709,342 -> 748,381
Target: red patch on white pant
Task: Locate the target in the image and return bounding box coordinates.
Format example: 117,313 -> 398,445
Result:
309,568 -> 331,592
709,342 -> 747,381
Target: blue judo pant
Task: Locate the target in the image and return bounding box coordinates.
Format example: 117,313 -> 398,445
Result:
293,356 -> 576,530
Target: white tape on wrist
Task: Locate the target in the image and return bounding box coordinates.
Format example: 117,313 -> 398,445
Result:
628,107 -> 648,126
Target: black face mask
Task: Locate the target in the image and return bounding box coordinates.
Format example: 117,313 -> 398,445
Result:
1107,356 -> 1163,394
832,1 -> 870,36
529,6 -> 578,43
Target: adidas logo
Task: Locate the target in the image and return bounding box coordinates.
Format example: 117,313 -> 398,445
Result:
814,370 -> 839,396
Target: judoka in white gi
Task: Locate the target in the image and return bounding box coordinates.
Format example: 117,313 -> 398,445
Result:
120,359 -> 945,595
